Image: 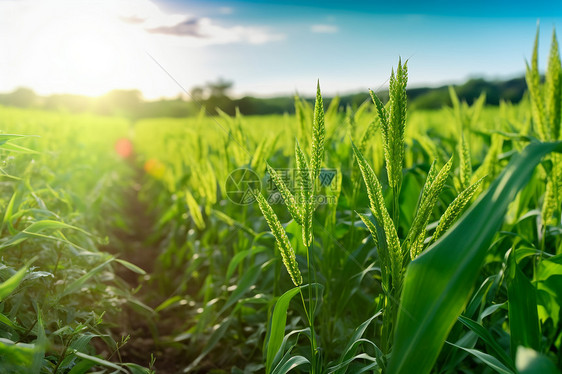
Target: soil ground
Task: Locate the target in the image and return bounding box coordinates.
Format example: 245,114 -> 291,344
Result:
100,170 -> 188,373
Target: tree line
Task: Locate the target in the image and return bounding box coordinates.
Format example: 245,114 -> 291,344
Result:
0,76 -> 527,119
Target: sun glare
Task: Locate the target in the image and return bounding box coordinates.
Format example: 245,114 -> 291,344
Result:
7,1 -> 149,97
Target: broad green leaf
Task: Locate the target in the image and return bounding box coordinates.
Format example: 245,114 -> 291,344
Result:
508,254 -> 540,355
1,191 -> 17,234
0,220 -> 90,250
266,286 -> 301,373
0,338 -> 35,367
0,265 -> 28,302
0,134 -> 26,147
388,141 -> 562,374
115,259 -> 146,275
0,142 -> 39,154
271,355 -> 310,374
333,311 -> 382,374
123,363 -> 152,374
60,257 -> 114,298
155,296 -> 184,313
270,328 -> 311,371
226,246 -> 267,280
74,351 -> 126,372
458,315 -> 515,371
447,342 -> 514,374
219,260 -> 272,314
0,313 -> 16,329
67,359 -> 97,374
31,309 -> 46,373
184,317 -> 233,372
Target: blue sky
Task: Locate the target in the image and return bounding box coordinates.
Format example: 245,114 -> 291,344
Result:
1,0 -> 561,98
155,0 -> 562,96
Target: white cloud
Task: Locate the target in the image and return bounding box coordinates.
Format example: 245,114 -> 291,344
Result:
109,0 -> 283,45
0,0 -> 285,98
219,6 -> 234,15
310,24 -> 339,34
146,16 -> 285,45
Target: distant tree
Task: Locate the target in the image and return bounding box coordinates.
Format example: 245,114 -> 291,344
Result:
4,87 -> 39,108
44,94 -> 93,113
190,86 -> 204,103
95,89 -> 142,120
207,78 -> 233,98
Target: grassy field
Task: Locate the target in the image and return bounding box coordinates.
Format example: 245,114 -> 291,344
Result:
1,34 -> 562,374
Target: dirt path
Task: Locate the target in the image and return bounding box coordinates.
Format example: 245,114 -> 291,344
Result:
101,168 -> 186,373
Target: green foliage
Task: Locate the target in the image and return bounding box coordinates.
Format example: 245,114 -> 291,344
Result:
5,26 -> 562,374
0,112 -> 152,372
388,141 -> 562,374
254,191 -> 302,286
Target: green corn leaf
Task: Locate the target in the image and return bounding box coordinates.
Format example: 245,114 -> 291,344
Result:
31,309 -> 46,373
155,296 -> 184,313
67,359 -> 97,374
0,219 -> 90,250
184,318 -> 233,372
115,259 -> 146,275
267,164 -> 302,225
508,254 -> 540,356
333,310 -> 382,374
226,246 -> 267,280
73,351 -> 126,372
271,355 -> 310,374
220,260 -> 273,315
447,342 -> 514,374
1,191 -> 17,235
0,339 -> 35,367
472,133 -> 503,186
254,191 -> 302,286
61,257 -> 115,298
458,315 -> 515,371
0,266 -> 28,302
266,286 -> 301,374
388,141 -> 562,374
0,134 -> 26,147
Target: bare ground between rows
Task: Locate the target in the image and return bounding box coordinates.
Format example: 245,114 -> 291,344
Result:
98,171 -> 189,374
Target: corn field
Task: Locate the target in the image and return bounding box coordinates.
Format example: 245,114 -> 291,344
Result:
0,29 -> 561,374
